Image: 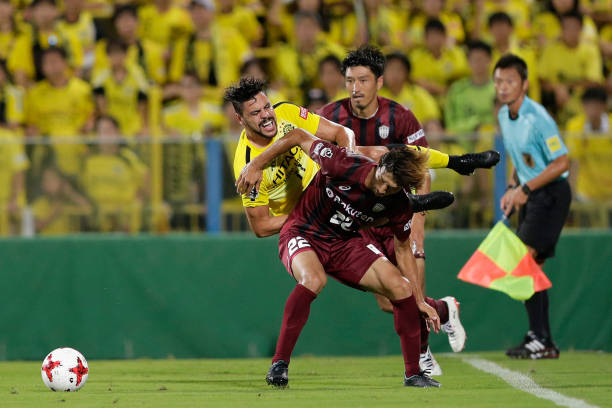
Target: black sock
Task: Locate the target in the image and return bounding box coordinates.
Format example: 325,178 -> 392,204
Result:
525,290 -> 551,342
447,155 -> 460,170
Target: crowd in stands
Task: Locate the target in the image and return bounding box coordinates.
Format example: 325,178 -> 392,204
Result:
0,0 -> 610,235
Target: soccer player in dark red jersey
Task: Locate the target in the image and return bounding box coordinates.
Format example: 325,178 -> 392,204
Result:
237,127 -> 455,388
317,46 -> 477,374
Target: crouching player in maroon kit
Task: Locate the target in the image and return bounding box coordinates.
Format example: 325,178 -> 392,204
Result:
238,129 -> 455,388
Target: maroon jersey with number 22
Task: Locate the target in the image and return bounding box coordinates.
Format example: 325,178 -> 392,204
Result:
281,140 -> 415,242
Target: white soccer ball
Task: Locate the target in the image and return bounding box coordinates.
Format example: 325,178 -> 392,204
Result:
41,347 -> 89,392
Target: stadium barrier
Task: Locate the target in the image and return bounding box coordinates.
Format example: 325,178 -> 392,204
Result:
0,230 -> 609,361
1,131 -> 611,237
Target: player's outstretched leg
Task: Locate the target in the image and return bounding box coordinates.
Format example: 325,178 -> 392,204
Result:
441,296 -> 467,352
447,150 -> 501,175
410,191 -> 455,213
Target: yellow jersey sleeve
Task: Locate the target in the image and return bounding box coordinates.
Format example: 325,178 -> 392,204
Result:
273,102 -> 321,135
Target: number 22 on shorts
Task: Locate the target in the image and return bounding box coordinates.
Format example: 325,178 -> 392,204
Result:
288,236 -> 311,256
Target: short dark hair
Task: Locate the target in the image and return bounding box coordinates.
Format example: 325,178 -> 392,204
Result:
488,11 -> 513,28
581,86 -> 607,103
467,40 -> 492,57
223,77 -> 267,115
385,52 -> 411,73
560,10 -> 583,26
319,54 -> 342,73
113,5 -> 137,22
425,18 -> 446,35
106,39 -> 128,54
342,45 -> 385,78
378,146 -> 428,191
42,46 -> 67,61
31,0 -> 55,7
493,53 -> 528,81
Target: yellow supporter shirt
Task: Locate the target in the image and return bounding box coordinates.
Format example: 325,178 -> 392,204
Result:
565,113 -> 612,201
539,40 -> 603,84
31,196 -> 73,235
137,3 -> 192,48
409,45 -> 469,89
92,66 -> 149,137
0,84 -> 25,126
25,77 -> 93,175
533,12 -> 599,46
169,26 -> 252,87
478,0 -> 532,43
92,39 -> 167,85
7,28 -> 84,79
379,84 -> 441,124
56,12 -> 96,53
81,147 -> 146,207
215,5 -> 262,45
0,30 -> 19,62
162,100 -> 224,136
0,131 -> 28,203
407,11 -> 466,47
233,102 -> 321,216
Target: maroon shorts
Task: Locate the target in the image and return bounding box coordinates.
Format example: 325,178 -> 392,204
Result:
360,226 -> 397,264
278,228 -> 387,289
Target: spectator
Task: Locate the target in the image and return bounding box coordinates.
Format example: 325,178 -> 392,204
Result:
409,18 -> 469,102
81,115 -> 148,233
215,0 -> 263,47
539,11 -> 604,123
565,86 -> 612,202
406,0 -> 465,48
266,0 -> 328,46
8,0 -> 83,86
471,0 -> 532,44
239,58 -> 289,105
169,0 -> 252,90
445,41 -> 496,135
359,0 -> 405,49
317,54 -> 347,102
273,11 -> 344,103
0,0 -> 21,65
304,87 -> 327,112
32,166 -> 91,235
57,0 -> 96,77
138,0 -> 192,49
25,46 -> 94,178
0,60 -> 25,129
379,52 -> 442,134
0,127 -> 28,236
92,40 -> 149,140
533,0 -> 599,48
488,11 -> 540,101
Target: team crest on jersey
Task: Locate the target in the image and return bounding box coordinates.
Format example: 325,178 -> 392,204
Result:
378,125 -> 390,139
339,185 -> 351,191
372,203 -> 385,212
282,122 -> 296,135
299,107 -> 309,119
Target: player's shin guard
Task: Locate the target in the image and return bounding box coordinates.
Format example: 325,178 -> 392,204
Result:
391,296 -> 421,377
272,284 -> 317,363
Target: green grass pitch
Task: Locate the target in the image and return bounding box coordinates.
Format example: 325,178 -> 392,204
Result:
1,352 -> 609,407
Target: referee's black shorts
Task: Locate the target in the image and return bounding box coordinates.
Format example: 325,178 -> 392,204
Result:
517,179 -> 571,263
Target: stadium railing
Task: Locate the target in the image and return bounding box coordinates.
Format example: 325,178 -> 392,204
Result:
0,131 -> 609,236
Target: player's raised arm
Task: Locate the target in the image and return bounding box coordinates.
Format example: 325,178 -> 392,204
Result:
235,128 -> 318,195
314,117 -> 356,151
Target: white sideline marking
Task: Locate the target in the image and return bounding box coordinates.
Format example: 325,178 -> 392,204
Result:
463,357 -> 599,408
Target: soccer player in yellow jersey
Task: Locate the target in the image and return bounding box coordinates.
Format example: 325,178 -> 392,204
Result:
25,46 -> 94,177
230,77 -> 497,236
92,41 -> 149,138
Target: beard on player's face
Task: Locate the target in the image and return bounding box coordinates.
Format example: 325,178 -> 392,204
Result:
244,116 -> 277,139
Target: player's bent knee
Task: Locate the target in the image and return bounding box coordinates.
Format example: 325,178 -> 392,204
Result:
299,272 -> 327,294
383,276 -> 413,301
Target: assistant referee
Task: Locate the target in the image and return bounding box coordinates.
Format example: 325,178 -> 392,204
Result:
494,54 -> 571,360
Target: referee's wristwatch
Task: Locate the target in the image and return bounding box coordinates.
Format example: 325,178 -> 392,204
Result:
521,183 -> 531,196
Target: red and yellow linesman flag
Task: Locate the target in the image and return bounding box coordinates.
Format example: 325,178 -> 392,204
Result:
458,221 -> 552,300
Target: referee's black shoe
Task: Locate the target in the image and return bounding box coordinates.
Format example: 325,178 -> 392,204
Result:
410,191 -> 455,213
266,360 -> 289,387
404,371 -> 441,388
448,150 -> 501,175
